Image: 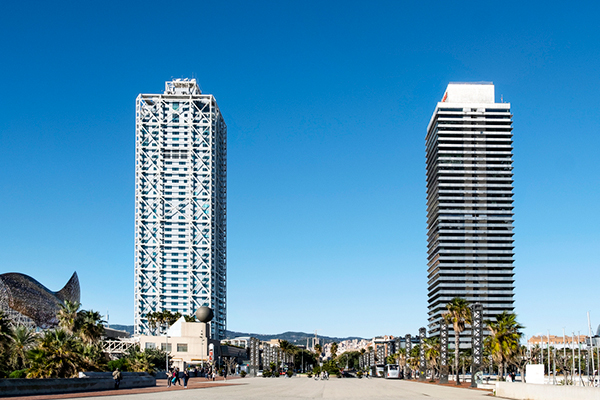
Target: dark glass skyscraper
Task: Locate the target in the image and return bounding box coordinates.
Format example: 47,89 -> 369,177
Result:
426,83 -> 515,344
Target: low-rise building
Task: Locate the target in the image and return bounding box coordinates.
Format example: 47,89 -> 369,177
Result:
139,317 -> 221,370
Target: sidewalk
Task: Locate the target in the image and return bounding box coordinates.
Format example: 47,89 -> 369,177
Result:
1,376 -> 243,400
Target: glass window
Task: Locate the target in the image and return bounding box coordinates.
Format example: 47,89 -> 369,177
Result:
177,343 -> 188,352
145,342 -> 156,349
161,343 -> 172,352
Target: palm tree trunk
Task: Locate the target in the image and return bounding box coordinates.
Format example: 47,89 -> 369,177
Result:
455,333 -> 460,384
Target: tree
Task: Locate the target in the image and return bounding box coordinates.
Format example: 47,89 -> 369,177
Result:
77,310 -> 105,345
405,344 -> 421,378
295,348 -> 317,372
331,342 -> 338,359
128,350 -> 154,373
337,351 -> 361,370
223,356 -> 237,375
26,329 -> 88,378
57,300 -> 81,335
8,326 -> 37,370
314,343 -> 322,360
278,340 -> 296,370
484,311 -> 524,381
443,297 -> 472,385
423,337 -> 440,378
143,347 -> 171,370
408,345 -> 420,378
396,348 -> 407,369
80,342 -> 106,371
510,345 -> 530,383
0,312 -> 13,377
162,310 -> 181,326
184,315 -> 196,322
145,310 -> 181,334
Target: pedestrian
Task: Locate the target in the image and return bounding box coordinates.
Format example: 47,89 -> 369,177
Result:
167,369 -> 172,387
112,367 -> 122,389
175,368 -> 182,386
212,369 -> 216,381
194,366 -> 198,377
223,367 -> 228,381
184,369 -> 190,388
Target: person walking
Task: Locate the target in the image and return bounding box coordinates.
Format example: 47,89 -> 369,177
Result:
175,368 -> 182,386
167,369 -> 172,387
112,368 -> 122,389
183,369 -> 190,388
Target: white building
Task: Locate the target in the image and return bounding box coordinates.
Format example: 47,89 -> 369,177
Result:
139,317 -> 220,370
134,79 -> 227,339
426,83 -> 515,345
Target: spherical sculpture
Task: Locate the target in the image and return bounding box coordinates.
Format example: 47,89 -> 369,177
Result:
195,307 -> 214,323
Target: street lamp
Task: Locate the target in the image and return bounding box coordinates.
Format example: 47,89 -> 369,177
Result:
164,322 -> 171,373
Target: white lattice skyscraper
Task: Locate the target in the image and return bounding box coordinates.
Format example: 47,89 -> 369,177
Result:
134,79 -> 226,339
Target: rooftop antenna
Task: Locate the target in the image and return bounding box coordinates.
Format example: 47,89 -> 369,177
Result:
501,94 -> 504,103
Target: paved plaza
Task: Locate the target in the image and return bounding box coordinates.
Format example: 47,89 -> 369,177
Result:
70,377 -> 492,400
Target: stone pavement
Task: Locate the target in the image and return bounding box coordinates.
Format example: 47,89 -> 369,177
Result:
63,377 -> 493,400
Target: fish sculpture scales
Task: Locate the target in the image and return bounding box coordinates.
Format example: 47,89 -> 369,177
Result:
0,272 -> 80,328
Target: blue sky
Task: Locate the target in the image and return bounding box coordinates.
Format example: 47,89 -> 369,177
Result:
1,1 -> 598,340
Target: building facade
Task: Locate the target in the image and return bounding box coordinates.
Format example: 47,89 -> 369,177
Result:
425,83 -> 515,344
139,317 -> 222,369
134,79 -> 227,339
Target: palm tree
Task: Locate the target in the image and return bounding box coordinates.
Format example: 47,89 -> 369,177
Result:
408,347 -> 420,378
146,310 -> 180,334
0,312 -> 13,376
57,300 -> 81,334
9,325 -> 37,370
279,340 -> 296,368
77,310 -> 105,345
484,311 -> 524,381
80,342 -> 106,371
423,337 -> 441,378
162,310 -> 181,326
443,297 -> 472,385
396,348 -> 407,368
128,350 -> 154,373
183,315 -> 196,322
407,344 -> 421,379
331,342 -> 338,359
314,343 -> 322,361
26,329 -> 87,378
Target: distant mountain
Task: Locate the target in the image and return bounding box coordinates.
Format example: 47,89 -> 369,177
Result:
109,324 -> 134,335
225,330 -> 364,344
103,325 -> 363,344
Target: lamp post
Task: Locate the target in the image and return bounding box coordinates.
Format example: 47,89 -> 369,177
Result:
578,331 -> 582,386
166,334 -> 170,372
